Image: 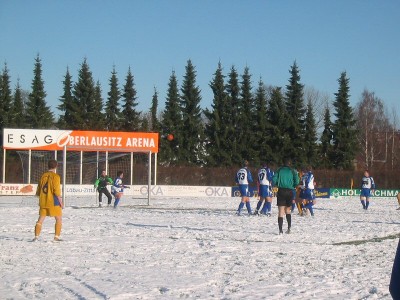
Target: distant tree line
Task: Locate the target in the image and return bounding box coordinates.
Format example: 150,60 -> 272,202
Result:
0,55 -> 398,170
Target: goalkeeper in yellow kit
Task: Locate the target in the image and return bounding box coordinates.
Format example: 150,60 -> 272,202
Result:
33,159 -> 64,241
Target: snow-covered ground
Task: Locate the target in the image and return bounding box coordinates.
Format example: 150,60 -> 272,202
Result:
0,195 -> 399,299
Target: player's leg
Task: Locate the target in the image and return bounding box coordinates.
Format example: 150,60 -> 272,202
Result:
237,185 -> 248,215
54,215 -> 62,241
285,205 -> 292,233
114,192 -> 123,208
98,190 -> 103,207
34,214 -> 46,240
104,189 -> 112,206
360,189 -> 367,209
255,196 -> 264,215
237,199 -> 245,215
291,189 -> 296,212
277,206 -> 285,234
263,197 -> 272,216
245,197 -> 252,215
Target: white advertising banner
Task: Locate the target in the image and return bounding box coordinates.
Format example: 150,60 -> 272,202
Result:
0,184 -> 232,198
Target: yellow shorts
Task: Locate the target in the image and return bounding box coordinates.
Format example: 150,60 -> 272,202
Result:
39,206 -> 62,217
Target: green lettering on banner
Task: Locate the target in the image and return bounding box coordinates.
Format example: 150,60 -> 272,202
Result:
330,188 -> 400,199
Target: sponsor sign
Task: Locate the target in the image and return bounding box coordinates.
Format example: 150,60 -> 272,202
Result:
232,186 -> 331,198
0,184 -> 231,198
232,186 -> 260,198
132,185 -> 231,197
3,128 -> 159,152
0,184 -> 36,195
330,188 -> 400,199
315,188 -> 330,198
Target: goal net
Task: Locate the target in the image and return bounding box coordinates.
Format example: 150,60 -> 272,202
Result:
16,150 -> 151,205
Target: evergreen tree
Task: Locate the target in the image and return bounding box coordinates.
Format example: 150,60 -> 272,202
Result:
140,113 -> 149,131
267,87 -> 290,164
10,80 -> 27,128
105,67 -> 121,131
254,78 -> 272,165
180,59 -> 205,165
72,58 -> 96,129
204,62 -> 231,166
332,71 -> 358,169
92,81 -> 106,130
0,63 -> 12,130
226,66 -> 241,165
304,99 -> 318,166
285,61 -> 306,166
319,106 -> 334,168
239,66 -> 257,163
160,71 -> 182,164
150,87 -> 160,132
26,55 -> 54,128
121,67 -> 141,131
57,68 -> 75,129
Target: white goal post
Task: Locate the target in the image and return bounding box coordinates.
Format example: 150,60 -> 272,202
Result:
2,128 -> 159,206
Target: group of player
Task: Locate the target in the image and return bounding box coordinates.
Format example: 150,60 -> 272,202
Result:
94,170 -> 129,208
235,160 -> 317,217
235,161 -> 380,218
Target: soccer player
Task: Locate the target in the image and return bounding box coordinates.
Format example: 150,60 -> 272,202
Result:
360,170 -> 375,210
390,238 -> 400,299
94,169 -> 113,207
33,159 -> 64,242
299,166 -> 316,216
111,171 -> 129,208
272,158 -> 300,234
291,168 -> 301,214
235,160 -> 253,216
396,192 -> 400,210
254,163 -> 273,216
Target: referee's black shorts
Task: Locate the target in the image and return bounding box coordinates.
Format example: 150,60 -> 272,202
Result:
276,188 -> 293,207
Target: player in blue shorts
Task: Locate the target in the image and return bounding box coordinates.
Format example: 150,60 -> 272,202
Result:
360,170 -> 375,210
111,171 -> 129,208
235,160 -> 253,216
254,163 -> 273,216
299,166 -> 316,216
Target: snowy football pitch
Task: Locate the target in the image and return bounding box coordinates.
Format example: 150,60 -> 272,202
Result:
0,196 -> 398,299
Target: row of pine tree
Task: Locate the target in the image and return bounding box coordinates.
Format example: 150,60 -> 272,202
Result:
0,55 -> 358,169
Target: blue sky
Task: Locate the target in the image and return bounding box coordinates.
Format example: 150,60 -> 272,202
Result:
1,0 -> 399,118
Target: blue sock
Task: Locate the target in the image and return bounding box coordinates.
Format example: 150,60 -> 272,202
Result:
360,200 -> 366,209
245,202 -> 252,214
366,201 -> 370,210
266,201 -> 272,213
114,198 -> 120,208
256,200 -> 263,211
305,202 -> 314,216
291,202 -> 296,212
238,202 -> 245,213
261,202 -> 267,214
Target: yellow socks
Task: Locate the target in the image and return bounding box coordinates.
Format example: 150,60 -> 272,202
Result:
34,222 -> 42,237
55,221 -> 62,237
